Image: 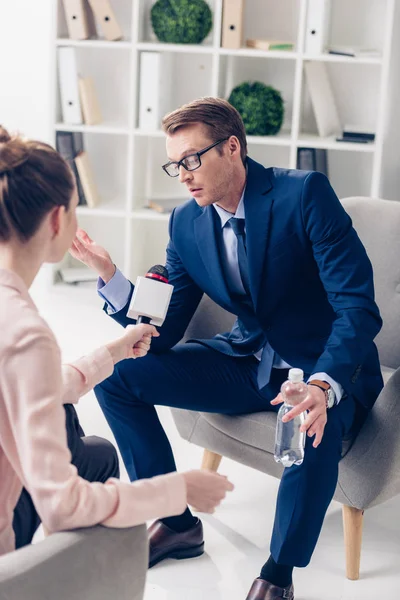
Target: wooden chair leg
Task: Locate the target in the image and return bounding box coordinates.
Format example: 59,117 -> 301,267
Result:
342,505 -> 364,580
201,449 -> 222,472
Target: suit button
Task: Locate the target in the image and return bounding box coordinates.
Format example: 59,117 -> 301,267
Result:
265,325 -> 272,332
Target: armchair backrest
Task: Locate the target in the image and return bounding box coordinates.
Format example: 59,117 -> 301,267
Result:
342,197 -> 400,370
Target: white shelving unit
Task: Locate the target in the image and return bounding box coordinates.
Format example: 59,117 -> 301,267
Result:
53,0 -> 397,282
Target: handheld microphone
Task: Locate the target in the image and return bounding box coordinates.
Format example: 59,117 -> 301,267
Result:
127,264 -> 173,326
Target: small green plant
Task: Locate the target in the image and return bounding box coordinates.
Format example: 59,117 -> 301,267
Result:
151,0 -> 212,44
228,81 -> 284,136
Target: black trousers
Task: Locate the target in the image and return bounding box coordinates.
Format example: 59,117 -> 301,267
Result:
12,404 -> 120,549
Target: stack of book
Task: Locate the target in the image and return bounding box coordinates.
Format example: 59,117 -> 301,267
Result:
147,199 -> 182,214
246,39 -> 294,52
328,46 -> 380,58
61,0 -> 123,41
336,126 -> 375,144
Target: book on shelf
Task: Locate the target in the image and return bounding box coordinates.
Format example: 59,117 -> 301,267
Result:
297,148 -> 329,177
304,61 -> 341,138
246,39 -> 294,52
78,77 -> 102,125
61,0 -> 97,40
147,199 -> 182,214
56,131 -> 87,206
74,152 -> 101,208
328,46 -> 380,58
221,0 -> 244,49
87,0 -> 123,41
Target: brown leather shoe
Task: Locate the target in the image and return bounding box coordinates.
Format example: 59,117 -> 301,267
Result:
148,518 -> 204,568
245,578 -> 294,600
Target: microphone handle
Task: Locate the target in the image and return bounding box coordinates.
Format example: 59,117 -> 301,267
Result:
137,315 -> 151,324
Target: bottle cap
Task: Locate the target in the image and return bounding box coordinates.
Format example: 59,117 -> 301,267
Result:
288,368 -> 304,383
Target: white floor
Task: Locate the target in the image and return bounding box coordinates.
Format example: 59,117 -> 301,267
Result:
31,278 -> 400,600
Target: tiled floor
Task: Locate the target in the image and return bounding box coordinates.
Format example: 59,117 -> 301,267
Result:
31,278 -> 400,600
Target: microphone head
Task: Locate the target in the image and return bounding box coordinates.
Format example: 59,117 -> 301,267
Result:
145,264 -> 169,284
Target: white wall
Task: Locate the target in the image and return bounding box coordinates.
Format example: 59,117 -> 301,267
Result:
0,0 -> 54,143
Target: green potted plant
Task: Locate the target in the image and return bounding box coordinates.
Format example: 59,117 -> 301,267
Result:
228,81 -> 284,136
151,0 -> 212,44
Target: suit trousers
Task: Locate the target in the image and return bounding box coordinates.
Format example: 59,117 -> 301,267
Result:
95,342 -> 356,567
12,404 -> 120,549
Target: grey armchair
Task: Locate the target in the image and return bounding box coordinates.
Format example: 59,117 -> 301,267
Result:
171,196 -> 400,581
0,524 -> 148,600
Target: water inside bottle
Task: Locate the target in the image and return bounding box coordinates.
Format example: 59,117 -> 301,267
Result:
274,405 -> 306,467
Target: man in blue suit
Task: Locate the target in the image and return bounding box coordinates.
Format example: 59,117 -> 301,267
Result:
71,98 -> 383,600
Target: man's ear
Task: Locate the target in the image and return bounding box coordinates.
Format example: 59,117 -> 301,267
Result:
49,205 -> 64,239
228,136 -> 241,157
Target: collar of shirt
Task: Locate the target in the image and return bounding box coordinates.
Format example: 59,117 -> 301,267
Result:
212,187 -> 246,228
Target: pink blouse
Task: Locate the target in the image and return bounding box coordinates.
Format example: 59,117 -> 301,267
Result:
0,269 -> 186,556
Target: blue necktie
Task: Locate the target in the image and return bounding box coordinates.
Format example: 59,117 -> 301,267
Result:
257,344 -> 275,389
229,217 -> 251,296
229,217 -> 274,388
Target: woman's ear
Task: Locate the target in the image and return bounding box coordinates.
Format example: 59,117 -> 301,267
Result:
49,205 -> 65,239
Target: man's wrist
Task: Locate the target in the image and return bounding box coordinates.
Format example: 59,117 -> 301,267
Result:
100,263 -> 116,284
308,380 -> 336,409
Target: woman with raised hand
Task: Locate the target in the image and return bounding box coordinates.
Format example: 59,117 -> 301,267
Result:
0,126 -> 233,557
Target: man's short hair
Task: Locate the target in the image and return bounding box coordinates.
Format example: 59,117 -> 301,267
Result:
162,97 -> 247,164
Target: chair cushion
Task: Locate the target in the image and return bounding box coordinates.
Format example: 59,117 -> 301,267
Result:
200,411 -> 278,454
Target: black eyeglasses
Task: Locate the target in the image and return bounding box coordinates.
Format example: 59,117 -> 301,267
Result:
162,138 -> 229,177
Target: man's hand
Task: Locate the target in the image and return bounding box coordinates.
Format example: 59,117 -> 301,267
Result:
271,385 -> 327,448
106,324 -> 160,365
69,229 -> 115,283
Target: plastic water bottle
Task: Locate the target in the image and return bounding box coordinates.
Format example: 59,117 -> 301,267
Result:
274,368 -> 308,467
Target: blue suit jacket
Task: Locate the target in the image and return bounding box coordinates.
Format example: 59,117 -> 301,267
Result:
111,158 -> 383,410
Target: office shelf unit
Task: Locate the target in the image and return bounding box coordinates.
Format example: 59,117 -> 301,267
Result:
53,0 -> 396,281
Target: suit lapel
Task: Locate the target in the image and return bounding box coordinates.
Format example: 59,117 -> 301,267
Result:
244,159 -> 274,309
194,205 -> 232,307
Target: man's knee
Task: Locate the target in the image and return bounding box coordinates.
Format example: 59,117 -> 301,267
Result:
94,353 -> 163,409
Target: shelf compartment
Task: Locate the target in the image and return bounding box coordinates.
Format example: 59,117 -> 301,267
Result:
300,62 -> 381,141
135,50 -> 213,130
137,0 -> 216,47
56,46 -> 132,129
218,54 -> 296,136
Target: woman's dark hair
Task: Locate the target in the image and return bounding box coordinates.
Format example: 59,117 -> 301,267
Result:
0,126 -> 75,242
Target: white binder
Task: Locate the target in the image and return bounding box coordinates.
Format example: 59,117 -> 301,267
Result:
304,61 -> 341,138
139,52 -> 171,130
304,0 -> 331,55
58,47 -> 83,124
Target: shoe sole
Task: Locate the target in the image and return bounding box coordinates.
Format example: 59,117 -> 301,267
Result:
149,542 -> 205,568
